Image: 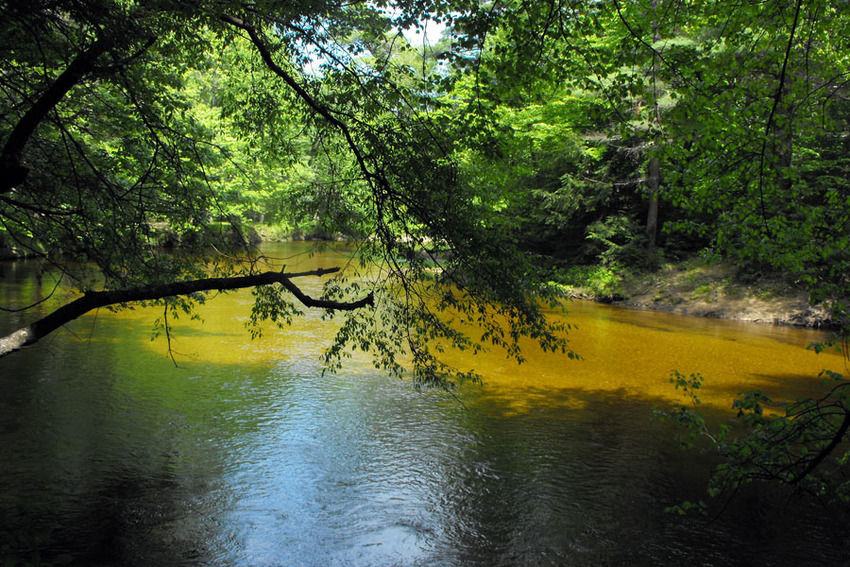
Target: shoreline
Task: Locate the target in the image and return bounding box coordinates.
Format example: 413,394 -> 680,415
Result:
604,294 -> 832,328
2,230 -> 837,330
564,262 -> 835,329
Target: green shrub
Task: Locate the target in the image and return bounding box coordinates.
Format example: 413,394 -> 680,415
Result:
559,264 -> 625,299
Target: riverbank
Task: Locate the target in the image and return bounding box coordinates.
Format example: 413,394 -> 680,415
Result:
2,224 -> 834,329
563,261 -> 834,329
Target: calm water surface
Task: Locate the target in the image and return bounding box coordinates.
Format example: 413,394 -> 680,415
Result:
1,243 -> 848,566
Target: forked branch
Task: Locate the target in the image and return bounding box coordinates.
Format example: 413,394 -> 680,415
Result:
0,268 -> 373,358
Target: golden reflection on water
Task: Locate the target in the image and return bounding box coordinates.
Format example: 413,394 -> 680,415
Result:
460,299 -> 844,415
72,243 -> 846,415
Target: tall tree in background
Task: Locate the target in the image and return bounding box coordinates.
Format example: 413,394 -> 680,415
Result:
653,0 -> 850,505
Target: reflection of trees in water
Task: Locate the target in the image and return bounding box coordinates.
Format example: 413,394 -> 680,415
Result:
70,468 -> 186,565
432,392 -> 668,564
0,338 -> 231,566
433,391 -> 850,566
4,461 -> 225,567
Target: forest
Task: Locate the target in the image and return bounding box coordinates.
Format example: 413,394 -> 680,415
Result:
2,0 -> 850,523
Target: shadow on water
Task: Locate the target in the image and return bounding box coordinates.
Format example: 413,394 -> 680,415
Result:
465,388 -> 850,562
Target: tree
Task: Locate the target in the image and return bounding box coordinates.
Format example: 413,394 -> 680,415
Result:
438,0 -> 850,503
0,0 -> 570,386
437,0 -> 698,269
624,0 -> 850,505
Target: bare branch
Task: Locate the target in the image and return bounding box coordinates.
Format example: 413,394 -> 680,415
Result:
0,268 -> 373,358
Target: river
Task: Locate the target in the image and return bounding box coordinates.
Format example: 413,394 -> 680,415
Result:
1,243 -> 847,566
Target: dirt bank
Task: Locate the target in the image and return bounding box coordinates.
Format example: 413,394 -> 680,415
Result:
570,262 -> 834,329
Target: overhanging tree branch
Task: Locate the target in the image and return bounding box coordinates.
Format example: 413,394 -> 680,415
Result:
1,37 -> 113,193
219,13 -> 378,193
219,12 -> 407,241
0,268 -> 373,358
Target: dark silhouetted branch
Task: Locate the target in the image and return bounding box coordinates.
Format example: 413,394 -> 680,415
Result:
1,37 -> 114,193
0,268 -> 373,357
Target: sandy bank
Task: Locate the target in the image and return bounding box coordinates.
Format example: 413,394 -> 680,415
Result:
568,263 -> 834,329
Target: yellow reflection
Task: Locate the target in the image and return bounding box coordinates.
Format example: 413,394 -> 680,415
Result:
450,300 -> 844,414
68,243 -> 846,415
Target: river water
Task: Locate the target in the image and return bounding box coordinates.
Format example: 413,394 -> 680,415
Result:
1,243 -> 848,566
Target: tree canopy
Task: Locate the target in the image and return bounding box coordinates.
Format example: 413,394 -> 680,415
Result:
0,0 -> 569,385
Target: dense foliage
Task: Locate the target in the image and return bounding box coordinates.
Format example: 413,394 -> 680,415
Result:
2,0 -> 850,508
439,5 -> 850,512
0,0 -> 570,385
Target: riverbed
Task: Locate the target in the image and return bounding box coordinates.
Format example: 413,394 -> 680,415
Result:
1,243 -> 847,566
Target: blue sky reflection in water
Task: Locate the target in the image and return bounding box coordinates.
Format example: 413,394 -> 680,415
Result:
1,243 -> 848,566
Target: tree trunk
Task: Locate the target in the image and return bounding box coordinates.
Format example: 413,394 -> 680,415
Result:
646,155 -> 660,252
645,0 -> 662,254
